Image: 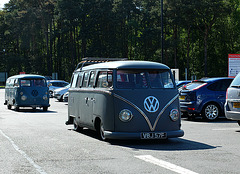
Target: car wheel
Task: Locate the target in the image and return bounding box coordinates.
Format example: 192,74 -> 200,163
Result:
59,96 -> 63,102
15,106 -> 19,112
202,103 -> 219,121
237,121 -> 240,126
43,107 -> 48,112
73,118 -> 83,132
7,103 -> 11,110
99,122 -> 106,141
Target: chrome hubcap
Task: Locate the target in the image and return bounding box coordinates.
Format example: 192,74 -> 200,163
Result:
205,104 -> 218,120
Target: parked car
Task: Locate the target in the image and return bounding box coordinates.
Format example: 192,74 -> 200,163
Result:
225,73 -> 240,126
47,80 -> 69,97
176,80 -> 191,90
53,84 -> 70,101
63,92 -> 68,102
179,77 -> 233,120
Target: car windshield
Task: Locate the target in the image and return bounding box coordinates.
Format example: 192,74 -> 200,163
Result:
116,69 -> 174,89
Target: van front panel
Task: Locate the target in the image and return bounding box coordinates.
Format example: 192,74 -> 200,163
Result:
15,78 -> 49,107
113,89 -> 181,132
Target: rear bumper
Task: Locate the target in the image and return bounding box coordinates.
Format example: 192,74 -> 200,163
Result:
180,101 -> 200,114
225,110 -> 240,120
103,130 -> 184,139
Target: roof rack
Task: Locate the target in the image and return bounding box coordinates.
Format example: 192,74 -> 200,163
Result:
75,57 -> 128,71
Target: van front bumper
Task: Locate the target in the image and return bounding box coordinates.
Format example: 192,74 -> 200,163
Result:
103,130 -> 184,139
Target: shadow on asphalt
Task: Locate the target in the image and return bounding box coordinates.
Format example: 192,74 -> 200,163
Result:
70,128 -> 217,151
7,108 -> 57,113
182,117 -> 237,124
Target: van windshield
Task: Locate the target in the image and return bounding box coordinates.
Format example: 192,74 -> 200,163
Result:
116,70 -> 174,89
20,79 -> 46,87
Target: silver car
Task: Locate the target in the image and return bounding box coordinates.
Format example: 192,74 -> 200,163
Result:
47,80 -> 69,98
225,73 -> 240,126
53,84 -> 70,102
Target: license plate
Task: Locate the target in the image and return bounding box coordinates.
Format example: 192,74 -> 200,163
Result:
141,132 -> 167,139
233,102 -> 240,108
179,96 -> 185,100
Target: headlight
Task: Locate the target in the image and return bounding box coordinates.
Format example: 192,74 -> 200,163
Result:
169,109 -> 179,121
43,95 -> 48,100
119,109 -> 133,122
21,95 -> 27,101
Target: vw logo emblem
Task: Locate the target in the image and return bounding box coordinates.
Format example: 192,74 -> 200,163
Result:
144,96 -> 159,113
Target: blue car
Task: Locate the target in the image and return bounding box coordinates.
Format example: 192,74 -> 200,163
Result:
176,80 -> 191,90
179,77 -> 233,120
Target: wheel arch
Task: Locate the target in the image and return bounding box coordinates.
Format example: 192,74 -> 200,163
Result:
201,101 -> 222,114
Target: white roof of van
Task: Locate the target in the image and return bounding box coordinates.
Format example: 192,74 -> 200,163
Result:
79,60 -> 170,71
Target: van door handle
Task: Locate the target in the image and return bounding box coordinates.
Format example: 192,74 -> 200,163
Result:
85,97 -> 88,104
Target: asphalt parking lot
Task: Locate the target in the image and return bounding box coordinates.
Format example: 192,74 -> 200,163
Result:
0,89 -> 240,174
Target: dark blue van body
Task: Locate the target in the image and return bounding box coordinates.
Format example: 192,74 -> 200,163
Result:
4,74 -> 50,111
67,60 -> 184,140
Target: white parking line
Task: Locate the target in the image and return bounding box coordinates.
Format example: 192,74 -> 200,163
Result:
0,129 -> 47,174
135,155 -> 198,174
212,128 -> 240,131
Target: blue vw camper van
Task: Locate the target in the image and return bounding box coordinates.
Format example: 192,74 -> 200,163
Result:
66,58 -> 184,140
4,74 -> 50,111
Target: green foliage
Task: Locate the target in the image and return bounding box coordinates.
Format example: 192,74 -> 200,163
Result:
0,0 -> 240,81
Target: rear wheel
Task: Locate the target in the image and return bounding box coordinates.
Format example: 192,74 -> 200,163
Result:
237,121 -> 240,126
202,103 -> 219,121
7,103 -> 11,110
99,122 -> 106,141
73,118 -> 83,132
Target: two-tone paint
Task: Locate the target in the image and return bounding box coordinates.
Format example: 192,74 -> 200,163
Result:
67,61 -> 184,140
4,74 -> 50,111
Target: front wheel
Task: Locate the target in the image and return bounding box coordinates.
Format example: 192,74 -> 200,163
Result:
43,107 -> 48,112
202,103 -> 219,121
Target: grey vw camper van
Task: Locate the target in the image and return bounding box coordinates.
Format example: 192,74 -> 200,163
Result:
4,74 -> 50,111
67,60 -> 184,140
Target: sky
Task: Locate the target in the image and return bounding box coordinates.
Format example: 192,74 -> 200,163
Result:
0,0 -> 10,9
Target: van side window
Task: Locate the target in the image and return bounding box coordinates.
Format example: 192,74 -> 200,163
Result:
82,72 -> 89,87
6,79 -> 10,87
96,71 -> 113,88
14,79 -> 19,87
77,72 -> 84,88
9,79 -> 14,87
71,73 -> 79,88
88,71 -> 96,87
